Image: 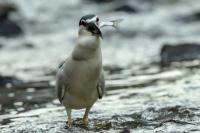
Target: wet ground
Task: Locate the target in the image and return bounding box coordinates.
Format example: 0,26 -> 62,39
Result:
1,0 -> 200,132
1,65 -> 200,133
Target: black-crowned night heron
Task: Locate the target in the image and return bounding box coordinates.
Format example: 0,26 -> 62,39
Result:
56,14 -> 122,128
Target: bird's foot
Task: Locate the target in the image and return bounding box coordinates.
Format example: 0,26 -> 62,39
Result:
65,121 -> 72,128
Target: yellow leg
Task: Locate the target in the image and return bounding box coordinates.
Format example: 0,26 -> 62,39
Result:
66,108 -> 72,128
83,107 -> 91,125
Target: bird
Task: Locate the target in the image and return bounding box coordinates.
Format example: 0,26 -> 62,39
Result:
56,14 -> 105,128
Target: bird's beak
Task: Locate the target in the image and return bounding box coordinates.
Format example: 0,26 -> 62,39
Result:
87,22 -> 103,39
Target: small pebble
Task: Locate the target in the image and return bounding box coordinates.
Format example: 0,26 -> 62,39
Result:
6,83 -> 12,89
26,96 -> 33,100
52,99 -> 60,105
17,107 -> 25,111
49,80 -> 55,86
26,88 -> 36,93
120,128 -> 130,133
14,102 -> 23,106
8,93 -> 15,97
9,109 -> 17,115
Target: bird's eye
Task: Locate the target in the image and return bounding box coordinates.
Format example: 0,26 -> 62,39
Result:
80,20 -> 86,26
96,17 -> 99,22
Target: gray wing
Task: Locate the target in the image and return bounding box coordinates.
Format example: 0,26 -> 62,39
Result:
97,70 -> 105,99
56,66 -> 65,103
56,60 -> 70,104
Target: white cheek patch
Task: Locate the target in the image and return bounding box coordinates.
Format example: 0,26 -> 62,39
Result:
86,16 -> 98,23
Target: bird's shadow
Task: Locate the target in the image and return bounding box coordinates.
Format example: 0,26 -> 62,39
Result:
65,118 -> 112,131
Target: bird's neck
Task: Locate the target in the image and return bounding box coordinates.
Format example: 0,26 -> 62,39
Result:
72,35 -> 101,61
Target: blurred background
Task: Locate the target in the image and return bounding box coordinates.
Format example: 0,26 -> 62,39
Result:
1,0 -> 200,132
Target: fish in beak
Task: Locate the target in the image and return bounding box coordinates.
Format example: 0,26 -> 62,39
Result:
99,19 -> 123,29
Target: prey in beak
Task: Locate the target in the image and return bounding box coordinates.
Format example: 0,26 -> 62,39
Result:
99,19 -> 123,29
79,14 -> 123,39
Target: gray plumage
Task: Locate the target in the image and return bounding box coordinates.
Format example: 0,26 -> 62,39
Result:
56,56 -> 105,104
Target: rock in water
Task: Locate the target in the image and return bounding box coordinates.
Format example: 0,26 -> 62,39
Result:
0,75 -> 22,87
0,3 -> 23,37
119,128 -> 130,133
0,4 -> 17,20
160,43 -> 200,66
86,0 -> 115,3
177,11 -> 200,23
114,5 -> 138,13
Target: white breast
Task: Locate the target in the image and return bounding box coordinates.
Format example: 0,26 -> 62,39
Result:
63,36 -> 102,109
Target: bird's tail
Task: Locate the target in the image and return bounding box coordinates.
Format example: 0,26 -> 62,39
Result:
111,19 -> 123,30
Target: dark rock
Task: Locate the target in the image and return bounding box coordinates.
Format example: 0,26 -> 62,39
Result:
0,3 -> 23,37
22,42 -> 35,49
177,11 -> 200,23
103,65 -> 123,74
114,5 -> 138,13
119,128 -> 130,133
0,4 -> 17,21
0,43 -> 3,49
85,0 -> 116,3
188,11 -> 200,21
0,20 -> 23,37
160,43 -> 200,66
0,75 -> 23,87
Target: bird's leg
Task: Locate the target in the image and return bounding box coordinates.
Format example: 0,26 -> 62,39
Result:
83,107 -> 91,125
66,108 -> 72,128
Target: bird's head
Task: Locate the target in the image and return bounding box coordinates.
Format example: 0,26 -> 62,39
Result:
78,14 -> 102,38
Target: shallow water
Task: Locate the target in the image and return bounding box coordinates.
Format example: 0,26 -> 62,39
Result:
1,0 -> 200,132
